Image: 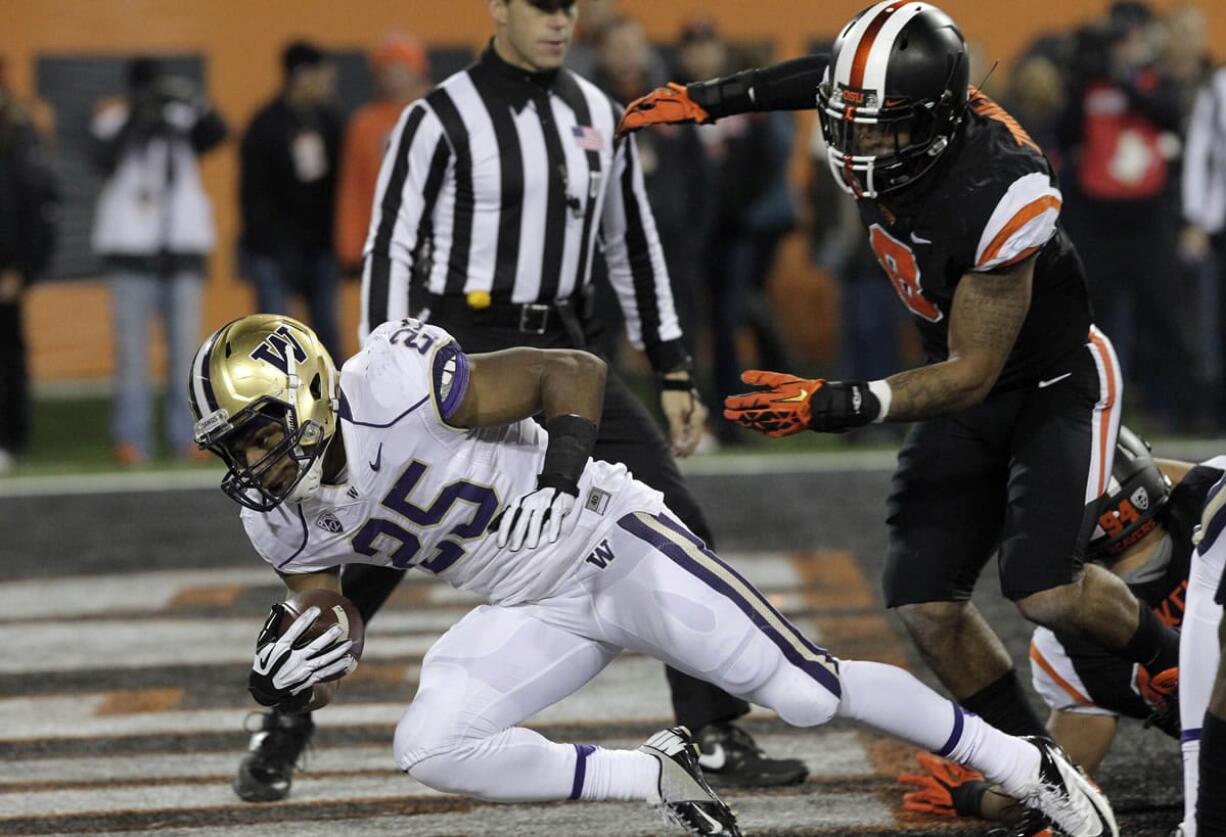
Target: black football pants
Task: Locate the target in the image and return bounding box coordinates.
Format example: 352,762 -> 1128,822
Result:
340,318 -> 751,732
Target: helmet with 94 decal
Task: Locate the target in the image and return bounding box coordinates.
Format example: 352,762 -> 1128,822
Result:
187,314 -> 340,511
817,1 -> 970,198
1088,426 -> 1173,559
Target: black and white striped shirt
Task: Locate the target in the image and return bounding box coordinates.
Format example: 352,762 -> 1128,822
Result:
360,44 -> 683,368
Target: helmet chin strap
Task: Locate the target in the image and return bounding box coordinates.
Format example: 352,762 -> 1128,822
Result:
286,456 -> 324,504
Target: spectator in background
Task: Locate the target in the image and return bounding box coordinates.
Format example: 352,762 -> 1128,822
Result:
589,16 -> 707,362
1056,2 -> 1202,431
1002,51 -> 1067,164
90,57 -> 227,465
239,41 -> 343,362
1181,64 -> 1226,428
0,59 -> 58,473
1160,3 -> 1212,124
564,0 -> 618,79
676,21 -> 798,445
335,33 -> 431,277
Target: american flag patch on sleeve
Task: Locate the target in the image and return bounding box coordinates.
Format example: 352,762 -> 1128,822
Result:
572,125 -> 604,151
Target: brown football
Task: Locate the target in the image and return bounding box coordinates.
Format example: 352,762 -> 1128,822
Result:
277,588 -> 365,680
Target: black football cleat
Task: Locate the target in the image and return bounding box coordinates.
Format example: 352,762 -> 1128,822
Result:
1013,737 -> 1118,837
640,726 -> 742,836
695,722 -> 808,788
233,709 -> 314,802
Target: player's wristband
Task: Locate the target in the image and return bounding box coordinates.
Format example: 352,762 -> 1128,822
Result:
249,670 -> 313,712
951,779 -> 991,818
808,380 -> 882,432
868,379 -> 892,423
539,414 -> 598,496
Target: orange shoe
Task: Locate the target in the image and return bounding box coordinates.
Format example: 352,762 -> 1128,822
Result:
113,443 -> 146,466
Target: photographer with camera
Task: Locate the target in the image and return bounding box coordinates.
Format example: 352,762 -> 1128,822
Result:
91,57 -> 228,465
1056,2 -> 1203,433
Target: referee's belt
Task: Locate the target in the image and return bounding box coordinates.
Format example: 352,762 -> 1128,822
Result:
423,290 -> 595,336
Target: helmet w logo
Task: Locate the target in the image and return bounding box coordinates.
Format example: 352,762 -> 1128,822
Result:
250,326 -> 308,374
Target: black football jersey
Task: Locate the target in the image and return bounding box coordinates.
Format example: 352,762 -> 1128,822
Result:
855,89 -> 1093,393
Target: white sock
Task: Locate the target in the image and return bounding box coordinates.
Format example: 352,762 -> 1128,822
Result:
1181,737 -> 1201,837
837,660 -> 1039,792
574,746 -> 660,801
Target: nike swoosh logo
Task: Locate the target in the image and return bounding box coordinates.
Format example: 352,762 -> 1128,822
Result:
1037,372 -> 1072,389
778,389 -> 809,403
910,231 -> 932,245
369,443 -> 383,472
697,742 -> 727,770
692,807 -> 725,832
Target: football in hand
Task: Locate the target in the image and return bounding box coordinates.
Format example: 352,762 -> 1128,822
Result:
277,588 -> 365,680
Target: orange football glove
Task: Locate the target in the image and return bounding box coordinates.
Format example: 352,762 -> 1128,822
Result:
898,751 -> 989,818
616,82 -> 712,139
722,370 -> 822,438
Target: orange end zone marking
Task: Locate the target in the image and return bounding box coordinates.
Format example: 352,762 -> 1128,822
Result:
166,585 -> 243,609
95,687 -> 185,716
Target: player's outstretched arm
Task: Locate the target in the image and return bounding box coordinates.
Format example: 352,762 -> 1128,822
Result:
883,257 -> 1035,421
617,54 -> 827,138
445,347 -> 606,430
723,257 -> 1033,437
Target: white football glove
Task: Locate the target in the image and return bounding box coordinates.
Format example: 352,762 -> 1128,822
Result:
248,605 -> 356,708
497,487 -> 578,551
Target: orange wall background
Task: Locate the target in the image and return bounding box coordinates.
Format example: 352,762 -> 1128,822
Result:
9,0 -> 1224,384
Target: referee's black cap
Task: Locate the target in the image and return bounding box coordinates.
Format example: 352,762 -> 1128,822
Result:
525,0 -> 578,12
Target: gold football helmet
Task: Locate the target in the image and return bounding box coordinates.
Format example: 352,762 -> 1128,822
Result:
187,314 -> 340,511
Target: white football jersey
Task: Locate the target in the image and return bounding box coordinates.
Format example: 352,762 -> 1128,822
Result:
241,319 -> 662,605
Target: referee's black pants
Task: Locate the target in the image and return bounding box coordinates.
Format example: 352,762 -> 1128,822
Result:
341,317 -> 751,731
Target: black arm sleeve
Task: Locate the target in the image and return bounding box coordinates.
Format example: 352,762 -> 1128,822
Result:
687,54 -> 829,119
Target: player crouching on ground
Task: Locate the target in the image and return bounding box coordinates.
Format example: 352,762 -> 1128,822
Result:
901,431 -> 1220,830
189,314 -> 1117,837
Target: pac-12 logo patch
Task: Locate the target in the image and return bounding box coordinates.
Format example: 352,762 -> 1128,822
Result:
316,511 -> 343,534
1131,487 -> 1150,511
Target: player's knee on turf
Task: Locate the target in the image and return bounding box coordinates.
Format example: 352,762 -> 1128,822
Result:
394,711 -> 499,796
393,685 -> 496,789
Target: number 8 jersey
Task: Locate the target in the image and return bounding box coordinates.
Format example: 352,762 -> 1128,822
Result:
857,87 -> 1093,393
241,319 -> 660,605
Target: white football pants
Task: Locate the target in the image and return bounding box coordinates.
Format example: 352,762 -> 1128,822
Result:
394,511 -> 1038,802
1178,509 -> 1226,837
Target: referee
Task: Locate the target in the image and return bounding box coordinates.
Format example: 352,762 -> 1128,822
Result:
357,0 -> 804,788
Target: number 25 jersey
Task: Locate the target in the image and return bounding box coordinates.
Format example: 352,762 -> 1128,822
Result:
240,320 -> 658,605
857,88 -> 1093,392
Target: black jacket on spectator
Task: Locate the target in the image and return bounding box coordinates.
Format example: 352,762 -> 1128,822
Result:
0,109 -> 58,281
239,98 -> 341,255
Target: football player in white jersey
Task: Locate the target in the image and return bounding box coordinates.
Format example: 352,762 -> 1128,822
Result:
1180,468 -> 1226,836
189,314 -> 1118,837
